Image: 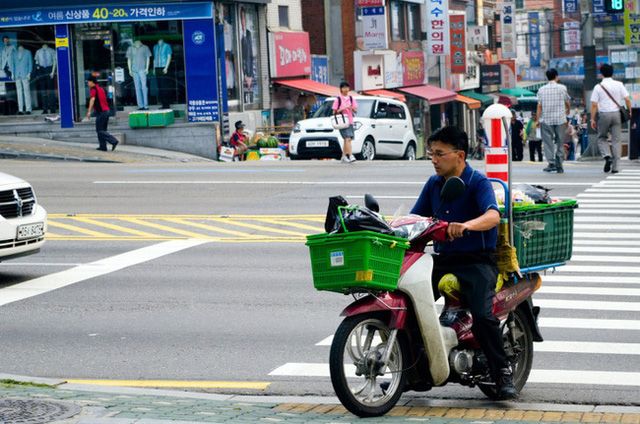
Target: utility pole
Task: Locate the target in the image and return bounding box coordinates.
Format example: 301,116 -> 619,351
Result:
580,0 -> 600,158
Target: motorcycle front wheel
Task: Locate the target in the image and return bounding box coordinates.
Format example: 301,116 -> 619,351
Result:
329,313 -> 409,417
480,307 -> 534,399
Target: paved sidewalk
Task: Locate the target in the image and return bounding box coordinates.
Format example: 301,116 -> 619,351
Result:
1,374 -> 640,424
0,135 -> 215,163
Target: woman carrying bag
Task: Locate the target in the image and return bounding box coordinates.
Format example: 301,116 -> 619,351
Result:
332,81 -> 358,163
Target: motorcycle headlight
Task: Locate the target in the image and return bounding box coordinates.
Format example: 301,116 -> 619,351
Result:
353,121 -> 363,131
293,123 -> 301,133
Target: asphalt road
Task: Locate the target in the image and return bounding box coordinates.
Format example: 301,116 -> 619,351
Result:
1,158 -> 639,407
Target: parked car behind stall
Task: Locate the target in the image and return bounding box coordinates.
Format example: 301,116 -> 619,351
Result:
289,96 -> 417,161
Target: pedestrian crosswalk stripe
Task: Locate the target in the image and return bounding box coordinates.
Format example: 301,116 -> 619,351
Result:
539,317 -> 640,330
542,275 -> 639,283
538,286 -> 640,296
534,299 -> 640,312
569,255 -> 640,263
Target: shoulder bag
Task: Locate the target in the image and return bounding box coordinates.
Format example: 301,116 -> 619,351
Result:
331,96 -> 352,130
599,84 -> 631,124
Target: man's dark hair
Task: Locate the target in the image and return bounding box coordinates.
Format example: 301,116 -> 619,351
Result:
600,64 -> 614,78
87,75 -> 98,84
2,36 -> 9,41
339,81 -> 350,89
427,126 -> 468,155
546,68 -> 558,81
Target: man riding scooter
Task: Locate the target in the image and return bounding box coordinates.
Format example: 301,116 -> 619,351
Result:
410,126 -> 519,400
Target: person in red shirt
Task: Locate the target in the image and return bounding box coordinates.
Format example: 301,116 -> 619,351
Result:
229,120 -> 248,160
86,75 -> 118,151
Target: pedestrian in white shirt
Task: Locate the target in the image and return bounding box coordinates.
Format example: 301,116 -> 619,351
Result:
590,64 -> 632,174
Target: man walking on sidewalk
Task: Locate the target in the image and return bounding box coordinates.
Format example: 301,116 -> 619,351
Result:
86,76 -> 118,152
537,68 -> 571,173
590,64 -> 632,174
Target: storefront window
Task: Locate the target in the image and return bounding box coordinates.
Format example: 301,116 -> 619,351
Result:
0,25 -> 56,116
390,2 -> 406,42
407,4 -> 421,41
239,5 -> 260,109
73,20 -> 185,118
223,4 -> 239,111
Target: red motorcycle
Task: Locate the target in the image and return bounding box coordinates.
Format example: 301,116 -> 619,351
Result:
325,177 -> 544,417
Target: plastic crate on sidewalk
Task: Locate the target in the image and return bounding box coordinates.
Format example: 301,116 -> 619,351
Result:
148,110 -> 175,127
129,111 -> 148,128
306,231 -> 409,293
511,200 -> 578,268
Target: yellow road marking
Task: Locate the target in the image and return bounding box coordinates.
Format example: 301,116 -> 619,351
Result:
47,220 -> 112,238
66,379 -> 270,389
208,218 -> 308,236
164,217 -> 256,237
121,218 -> 208,238
71,217 -> 159,238
256,218 -> 324,232
48,214 -> 325,219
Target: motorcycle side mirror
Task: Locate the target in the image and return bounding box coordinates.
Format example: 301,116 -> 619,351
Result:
364,193 -> 380,213
440,176 -> 465,203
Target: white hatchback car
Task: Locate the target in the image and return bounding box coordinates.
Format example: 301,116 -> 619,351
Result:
0,172 -> 47,261
289,96 -> 418,161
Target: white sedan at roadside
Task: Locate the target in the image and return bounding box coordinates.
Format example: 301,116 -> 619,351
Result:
0,172 -> 47,261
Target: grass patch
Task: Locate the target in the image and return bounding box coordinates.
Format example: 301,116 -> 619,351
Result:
0,379 -> 56,389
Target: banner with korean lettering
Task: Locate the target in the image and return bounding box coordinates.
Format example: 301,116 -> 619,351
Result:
564,0 -> 578,14
357,0 -> 384,6
269,32 -> 311,78
362,7 -> 388,50
426,0 -> 450,56
0,2 -> 212,28
501,0 -> 516,58
563,21 -> 581,51
184,18 -> 219,123
402,51 -> 425,86
499,59 -> 516,89
450,15 -> 466,74
625,0 -> 640,46
528,12 -> 541,67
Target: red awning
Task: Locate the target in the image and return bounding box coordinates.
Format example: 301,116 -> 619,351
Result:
274,79 -> 341,97
397,85 -> 457,105
362,89 -> 406,103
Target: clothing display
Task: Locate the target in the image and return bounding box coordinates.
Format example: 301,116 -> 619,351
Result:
126,40 -> 152,109
35,44 -> 57,113
153,40 -> 172,109
14,46 -> 33,114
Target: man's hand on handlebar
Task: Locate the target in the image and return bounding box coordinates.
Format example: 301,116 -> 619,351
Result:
446,222 -> 471,241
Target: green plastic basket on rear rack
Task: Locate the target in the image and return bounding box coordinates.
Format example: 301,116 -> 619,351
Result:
306,231 -> 410,293
504,199 -> 578,268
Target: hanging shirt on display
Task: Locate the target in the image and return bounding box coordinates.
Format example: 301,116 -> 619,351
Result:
153,41 -> 172,68
126,43 -> 152,72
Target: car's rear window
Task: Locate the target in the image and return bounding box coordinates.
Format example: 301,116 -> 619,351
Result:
312,99 -> 375,118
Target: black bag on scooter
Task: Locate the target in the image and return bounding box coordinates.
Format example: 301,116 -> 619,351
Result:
324,196 -> 394,235
513,183 -> 551,204
325,196 -> 349,234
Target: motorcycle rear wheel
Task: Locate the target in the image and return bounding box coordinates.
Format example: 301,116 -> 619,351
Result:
329,313 -> 409,417
480,308 -> 534,399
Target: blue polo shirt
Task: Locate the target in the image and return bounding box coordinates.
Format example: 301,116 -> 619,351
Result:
410,163 -> 499,253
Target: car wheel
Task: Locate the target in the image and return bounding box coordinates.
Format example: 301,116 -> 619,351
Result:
403,143 -> 416,161
357,138 -> 376,161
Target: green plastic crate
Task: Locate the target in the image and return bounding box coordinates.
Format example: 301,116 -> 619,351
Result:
511,200 -> 578,268
129,112 -> 148,128
148,110 -> 175,127
306,231 -> 409,293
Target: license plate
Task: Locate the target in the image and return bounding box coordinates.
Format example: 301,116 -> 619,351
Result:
17,222 -> 44,240
307,140 -> 329,148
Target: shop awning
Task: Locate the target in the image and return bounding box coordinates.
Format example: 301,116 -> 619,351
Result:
362,89 -> 406,102
274,79 -> 341,97
459,91 -> 494,107
517,81 -> 546,92
397,85 -> 457,105
500,88 -> 536,98
456,94 -> 481,109
489,93 -> 518,107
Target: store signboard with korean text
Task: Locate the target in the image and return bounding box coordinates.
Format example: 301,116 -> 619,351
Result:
269,32 -> 311,78
425,0 -> 450,56
594,0 -> 623,23
563,22 -> 581,51
357,0 -> 384,6
528,13 -> 541,67
184,19 -> 219,123
499,59 -> 516,89
501,0 -> 516,58
481,65 -> 501,86
0,2 -> 212,27
625,0 -> 640,45
362,6 -> 388,50
402,51 -> 424,87
450,15 -> 466,74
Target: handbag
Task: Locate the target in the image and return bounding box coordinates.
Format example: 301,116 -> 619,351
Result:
331,113 -> 350,130
599,84 -> 630,124
331,95 -> 352,130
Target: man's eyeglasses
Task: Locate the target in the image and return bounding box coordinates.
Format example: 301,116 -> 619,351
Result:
427,149 -> 461,158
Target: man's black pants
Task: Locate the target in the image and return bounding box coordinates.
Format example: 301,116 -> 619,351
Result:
155,68 -> 172,109
37,66 -> 56,112
95,111 -> 118,150
432,252 -> 508,380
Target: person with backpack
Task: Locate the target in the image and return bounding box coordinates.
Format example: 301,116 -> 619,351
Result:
332,81 -> 358,163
